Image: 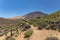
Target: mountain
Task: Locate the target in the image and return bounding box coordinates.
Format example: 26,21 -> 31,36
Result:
8,16 -> 24,20
24,11 -> 47,20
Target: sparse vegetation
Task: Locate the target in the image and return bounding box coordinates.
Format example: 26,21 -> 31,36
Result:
28,10 -> 60,32
0,10 -> 60,40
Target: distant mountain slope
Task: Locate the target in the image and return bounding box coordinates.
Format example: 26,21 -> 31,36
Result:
44,10 -> 60,20
9,16 -> 24,20
0,17 -> 20,31
24,11 -> 47,20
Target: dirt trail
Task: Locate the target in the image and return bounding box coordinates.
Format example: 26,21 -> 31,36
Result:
16,25 -> 60,40
29,27 -> 41,40
16,31 -> 26,40
29,27 -> 60,40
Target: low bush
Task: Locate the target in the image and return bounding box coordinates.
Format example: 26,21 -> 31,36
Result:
58,30 -> 60,32
38,22 -> 47,30
22,25 -> 31,31
24,30 -> 33,38
45,37 -> 59,40
6,37 -> 15,40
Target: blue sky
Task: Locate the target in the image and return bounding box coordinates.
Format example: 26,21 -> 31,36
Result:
0,0 -> 60,18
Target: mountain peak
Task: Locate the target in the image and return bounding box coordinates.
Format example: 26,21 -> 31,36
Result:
24,11 -> 47,20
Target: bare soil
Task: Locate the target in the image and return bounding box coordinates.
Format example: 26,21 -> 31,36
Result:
16,26 -> 60,40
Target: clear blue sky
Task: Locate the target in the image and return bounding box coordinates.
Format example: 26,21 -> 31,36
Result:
0,0 -> 60,18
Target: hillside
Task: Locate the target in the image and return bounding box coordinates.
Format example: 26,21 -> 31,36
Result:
28,10 -> 60,30
44,10 -> 60,20
0,10 -> 60,32
0,17 -> 21,32
0,10 -> 60,40
24,11 -> 47,20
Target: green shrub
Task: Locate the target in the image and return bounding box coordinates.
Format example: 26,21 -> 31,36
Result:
45,25 -> 50,30
24,30 -> 33,38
